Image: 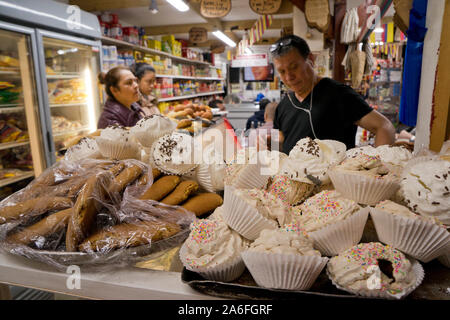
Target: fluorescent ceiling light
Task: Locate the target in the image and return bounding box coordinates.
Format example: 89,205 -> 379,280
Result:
149,0 -> 158,14
165,0 -> 189,12
213,31 -> 236,47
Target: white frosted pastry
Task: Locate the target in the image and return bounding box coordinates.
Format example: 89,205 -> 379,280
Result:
64,137 -> 101,161
328,242 -> 418,296
98,125 -> 133,141
189,143 -> 226,192
401,159 -> 450,224
180,219 -> 247,270
130,115 -> 177,148
266,175 -> 316,206
346,145 -> 412,168
234,188 -> 292,227
248,227 -> 320,256
96,125 -> 140,160
151,132 -> 198,175
295,190 -> 362,232
375,200 -> 443,225
280,138 -> 346,184
335,153 -> 398,179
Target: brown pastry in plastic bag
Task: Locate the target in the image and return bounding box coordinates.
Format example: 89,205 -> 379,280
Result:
139,175 -> 180,201
108,164 -> 143,194
78,219 -> 181,252
6,208 -> 72,245
177,119 -> 192,129
181,193 -> 223,217
152,167 -> 162,180
0,196 -> 72,225
161,180 -> 199,205
66,172 -> 109,252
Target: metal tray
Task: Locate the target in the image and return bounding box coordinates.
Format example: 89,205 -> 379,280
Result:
181,260 -> 450,300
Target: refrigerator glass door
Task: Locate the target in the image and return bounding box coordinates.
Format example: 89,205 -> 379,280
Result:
42,36 -> 101,161
0,27 -> 46,199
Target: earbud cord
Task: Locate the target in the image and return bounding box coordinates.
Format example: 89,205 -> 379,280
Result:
287,74 -> 318,139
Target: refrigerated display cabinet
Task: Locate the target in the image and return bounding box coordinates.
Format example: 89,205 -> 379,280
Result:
0,0 -> 102,198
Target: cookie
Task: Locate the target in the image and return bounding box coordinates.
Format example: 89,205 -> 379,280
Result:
161,180 -> 199,205
181,193 -> 223,217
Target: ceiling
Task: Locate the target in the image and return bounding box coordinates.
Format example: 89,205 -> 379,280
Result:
68,0 -> 294,47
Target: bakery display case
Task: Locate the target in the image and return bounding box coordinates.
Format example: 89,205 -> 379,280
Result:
0,25 -> 46,200
41,35 -> 101,161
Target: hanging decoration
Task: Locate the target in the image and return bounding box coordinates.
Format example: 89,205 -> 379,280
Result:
189,27 -> 208,43
341,7 -> 360,44
200,0 -> 231,18
249,0 -> 282,15
248,14 -> 273,46
304,0 -> 330,33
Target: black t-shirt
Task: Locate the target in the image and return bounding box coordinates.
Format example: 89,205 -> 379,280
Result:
274,78 -> 373,154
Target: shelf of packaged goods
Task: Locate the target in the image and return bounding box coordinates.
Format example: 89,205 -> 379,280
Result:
52,126 -> 90,138
49,102 -> 87,108
158,91 -> 225,102
0,172 -> 34,188
0,68 -> 20,76
155,74 -> 224,81
46,73 -> 82,79
0,105 -> 24,113
101,36 -> 212,66
0,141 -> 30,151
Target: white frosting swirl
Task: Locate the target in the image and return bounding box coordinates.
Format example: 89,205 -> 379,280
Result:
375,200 -> 444,225
248,228 -> 320,256
346,145 -> 412,167
65,138 -> 101,161
401,160 -> 450,224
130,115 -> 176,147
335,153 -> 398,179
181,219 -> 247,269
99,125 -> 134,142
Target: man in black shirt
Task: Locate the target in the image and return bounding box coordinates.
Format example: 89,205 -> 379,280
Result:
270,35 -> 395,154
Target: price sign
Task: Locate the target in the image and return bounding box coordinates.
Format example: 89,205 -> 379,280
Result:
305,0 -> 330,33
200,0 -> 232,18
189,27 -> 208,43
249,0 -> 282,15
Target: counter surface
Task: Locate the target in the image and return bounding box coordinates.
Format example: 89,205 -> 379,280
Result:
0,252 -> 221,300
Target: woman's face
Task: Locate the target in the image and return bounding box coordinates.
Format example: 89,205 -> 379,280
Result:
110,69 -> 139,107
138,71 -> 156,96
251,66 -> 270,80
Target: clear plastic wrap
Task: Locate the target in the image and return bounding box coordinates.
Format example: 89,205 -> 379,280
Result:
0,159 -> 196,271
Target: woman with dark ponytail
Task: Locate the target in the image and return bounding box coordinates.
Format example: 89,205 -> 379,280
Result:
97,66 -> 144,129
131,62 -> 160,116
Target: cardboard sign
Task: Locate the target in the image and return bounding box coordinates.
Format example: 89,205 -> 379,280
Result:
305,0 -> 330,33
189,27 -> 208,43
200,0 -> 231,18
249,0 -> 282,14
231,54 -> 268,68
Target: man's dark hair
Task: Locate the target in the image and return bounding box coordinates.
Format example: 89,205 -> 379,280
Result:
270,35 -> 311,59
259,98 -> 270,111
208,99 -> 224,109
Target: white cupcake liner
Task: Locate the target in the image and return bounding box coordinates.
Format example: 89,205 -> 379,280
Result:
149,141 -> 198,176
194,163 -> 225,193
228,163 -> 270,190
222,186 -> 277,240
370,208 -> 450,263
96,137 -> 141,160
179,243 -> 245,282
328,169 -> 400,206
308,207 -> 370,256
131,129 -> 170,149
437,248 -> 450,268
327,259 -> 424,300
241,250 -> 329,290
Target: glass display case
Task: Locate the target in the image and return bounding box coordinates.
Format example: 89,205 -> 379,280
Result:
0,25 -> 46,199
41,36 -> 101,161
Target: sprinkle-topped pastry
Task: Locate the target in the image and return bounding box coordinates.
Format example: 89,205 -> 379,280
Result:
334,153 -> 398,180
346,145 -> 412,168
151,132 -> 198,175
65,137 -> 102,162
295,190 -> 361,232
375,200 -> 445,226
180,218 -> 247,269
327,242 -> 417,295
95,125 -> 140,160
130,114 -> 177,148
266,175 -> 315,206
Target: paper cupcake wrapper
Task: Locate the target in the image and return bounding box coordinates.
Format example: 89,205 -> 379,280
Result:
326,259 -> 424,300
96,137 -> 141,160
149,142 -> 198,176
229,163 -> 270,190
241,250 -> 329,291
328,169 -> 400,206
437,249 -> 450,268
132,129 -> 171,149
179,243 -> 245,282
370,208 -> 450,263
194,163 -> 225,193
222,186 -> 278,240
309,207 -> 370,256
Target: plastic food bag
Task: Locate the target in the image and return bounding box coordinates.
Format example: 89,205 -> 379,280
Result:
0,158 -> 196,271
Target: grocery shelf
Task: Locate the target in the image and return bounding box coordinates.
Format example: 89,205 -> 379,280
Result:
101,36 -> 212,66
158,91 -> 225,102
53,126 -> 90,138
0,141 -> 30,151
0,67 -> 19,75
0,105 -> 24,113
46,72 -> 82,79
50,102 -> 87,108
155,74 -> 224,81
0,172 -> 34,188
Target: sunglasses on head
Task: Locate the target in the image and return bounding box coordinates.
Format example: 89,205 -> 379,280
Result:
270,38 -> 298,54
